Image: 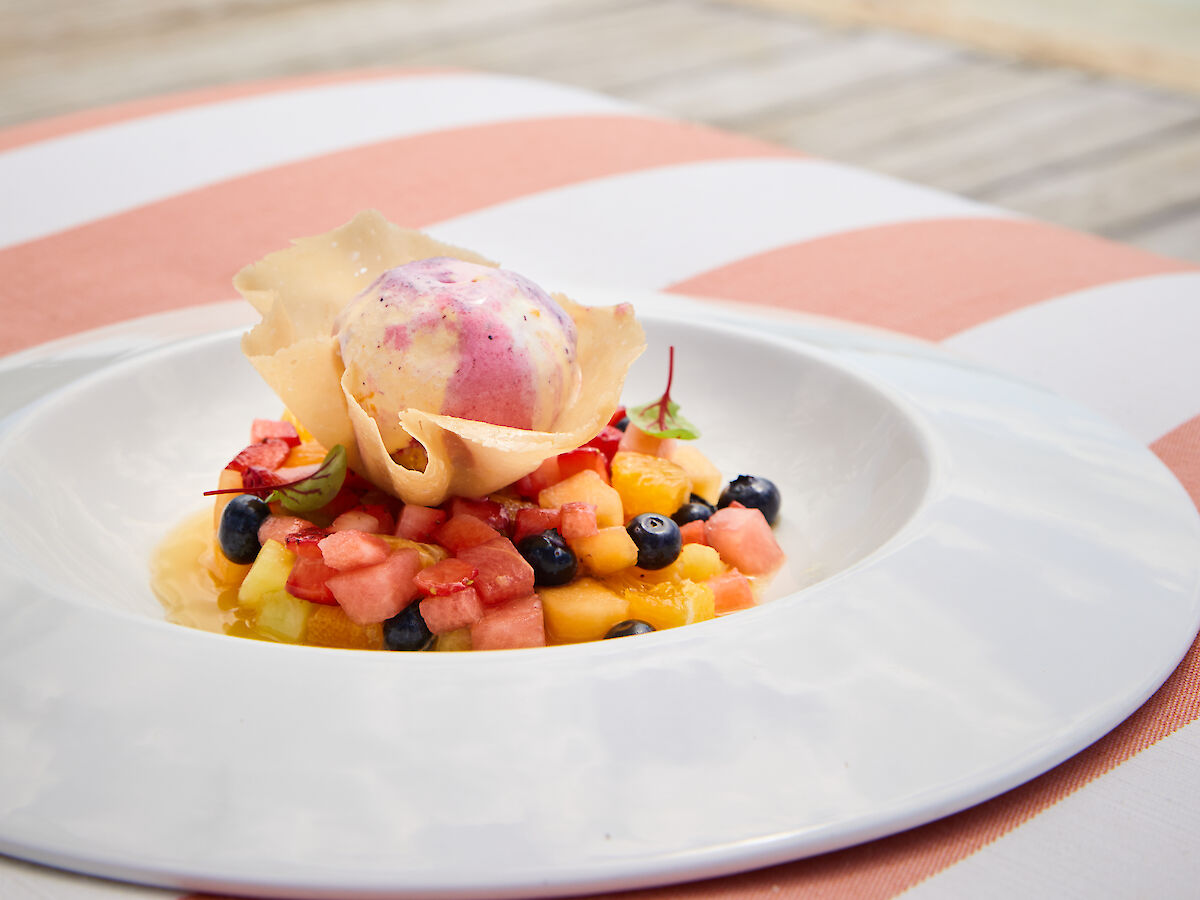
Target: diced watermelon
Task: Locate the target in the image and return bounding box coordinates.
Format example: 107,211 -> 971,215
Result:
446,497 -> 510,533
414,557 -> 478,596
679,520 -> 708,545
258,515 -> 314,546
513,457 -> 561,500
227,438 -> 291,472
559,502 -> 598,541
583,425 -> 623,464
359,498 -> 398,536
704,507 -> 785,575
435,514 -> 503,554
250,419 -> 301,446
419,588 -> 485,634
326,549 -> 423,625
395,504 -> 447,541
512,507 -> 562,545
557,447 -> 610,483
608,407 -> 627,427
708,570 -> 755,614
286,540 -> 338,605
456,537 -> 535,605
470,594 -> 546,650
318,530 -> 391,571
331,508 -> 387,534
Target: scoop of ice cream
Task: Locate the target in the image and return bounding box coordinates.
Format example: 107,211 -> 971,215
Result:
334,257 -> 580,455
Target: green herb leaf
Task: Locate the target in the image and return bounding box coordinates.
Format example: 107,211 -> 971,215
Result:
628,399 -> 700,440
267,444 -> 347,513
626,346 -> 700,440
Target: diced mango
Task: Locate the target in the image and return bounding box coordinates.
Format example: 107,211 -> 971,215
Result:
538,470 -> 624,527
571,526 -> 640,576
666,443 -> 723,505
255,591 -> 313,643
624,581 -> 715,630
306,604 -> 386,649
540,577 -> 630,643
237,539 -> 296,611
610,451 -> 690,519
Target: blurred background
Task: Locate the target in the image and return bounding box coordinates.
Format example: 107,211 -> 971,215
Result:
2,0 -> 1198,262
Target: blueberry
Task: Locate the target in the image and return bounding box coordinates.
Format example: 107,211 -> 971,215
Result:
218,494 -> 271,564
604,619 -> 656,639
671,497 -> 714,526
626,513 -> 682,570
516,530 -> 578,586
613,415 -> 630,431
383,602 -> 435,651
718,475 -> 781,526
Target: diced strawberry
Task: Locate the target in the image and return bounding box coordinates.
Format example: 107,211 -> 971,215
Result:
419,587 -> 485,634
557,447 -> 610,483
704,506 -> 785,576
708,570 -> 755,614
286,540 -> 338,605
414,557 -> 478,596
456,537 -> 535,606
559,502 -> 598,541
447,497 -> 509,533
513,457 -> 561,500
608,407 -> 627,427
583,425 -> 623,463
250,419 -> 301,446
326,549 -> 423,625
331,508 -> 386,534
679,520 -> 708,545
395,505 -> 447,542
227,438 -> 290,473
241,466 -> 286,493
470,594 -> 546,650
434,514 -> 502,554
258,515 -> 313,546
512,507 -> 562,545
318,530 -> 391,571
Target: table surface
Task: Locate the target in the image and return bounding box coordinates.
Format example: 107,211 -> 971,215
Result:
2,0 -> 1198,265
2,3 -> 1200,900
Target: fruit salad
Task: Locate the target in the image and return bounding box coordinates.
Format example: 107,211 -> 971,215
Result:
151,213 -> 785,650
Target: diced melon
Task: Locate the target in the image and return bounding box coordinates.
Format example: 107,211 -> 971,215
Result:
617,424 -> 665,456
306,604 -> 385,649
211,467 -> 243,531
204,537 -> 252,585
539,578 -> 630,643
570,526 -> 639,576
326,548 -> 423,625
610,451 -> 690,519
538,470 -> 623,527
470,594 -> 546,650
624,581 -> 715,630
705,506 -> 785,575
672,543 -> 727,582
254,591 -> 313,643
237,539 -> 296,611
665,443 -> 723,505
419,588 -> 485,634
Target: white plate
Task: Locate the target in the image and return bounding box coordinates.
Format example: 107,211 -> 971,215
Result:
0,290 -> 1197,899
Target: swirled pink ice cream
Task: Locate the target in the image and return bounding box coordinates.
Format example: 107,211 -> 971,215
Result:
334,257 -> 581,455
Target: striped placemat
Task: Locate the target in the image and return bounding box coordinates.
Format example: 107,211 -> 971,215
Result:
2,68 -> 1198,900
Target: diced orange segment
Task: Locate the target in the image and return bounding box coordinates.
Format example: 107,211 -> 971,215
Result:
624,581 -> 715,630
538,470 -> 623,527
540,578 -> 630,643
665,443 -> 723,505
570,526 -> 639,576
610,451 -> 691,519
285,440 -> 330,467
305,604 -> 385,649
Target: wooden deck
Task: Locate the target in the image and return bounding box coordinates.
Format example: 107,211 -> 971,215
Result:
3,0 -> 1198,263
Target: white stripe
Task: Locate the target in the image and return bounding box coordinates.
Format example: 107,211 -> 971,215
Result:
943,272 -> 1200,444
425,158 -> 1015,289
900,718 -> 1200,900
0,73 -> 644,249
